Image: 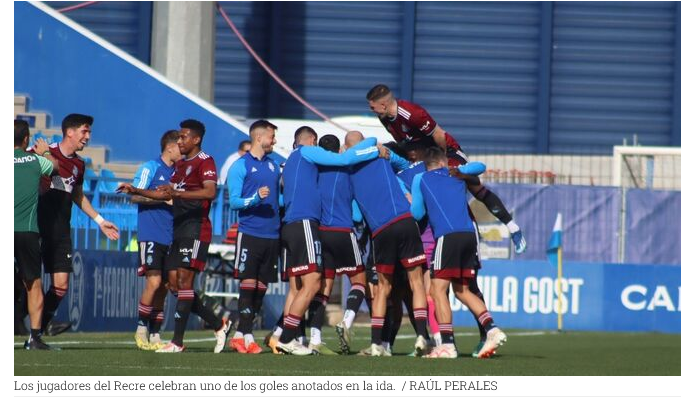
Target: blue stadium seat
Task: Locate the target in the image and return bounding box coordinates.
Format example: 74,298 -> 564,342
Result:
83,168 -> 97,192
96,169 -> 119,193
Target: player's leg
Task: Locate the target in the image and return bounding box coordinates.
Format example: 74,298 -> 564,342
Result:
308,276 -> 335,354
148,283 -> 168,350
452,281 -> 506,358
370,271 -> 393,356
449,148 -> 526,254
16,232 -> 51,350
425,278 -> 457,359
421,226 -> 441,345
278,271 -> 320,354
337,271 -> 365,354
231,232 -> 259,353
398,218 -> 429,355
136,269 -> 161,349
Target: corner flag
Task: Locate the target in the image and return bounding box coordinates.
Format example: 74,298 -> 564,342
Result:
546,213 -> 562,268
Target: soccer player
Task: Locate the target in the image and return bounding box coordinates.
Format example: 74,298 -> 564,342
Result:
410,147 -> 507,359
276,126 -> 379,355
366,84 -> 527,254
37,114 -> 120,336
15,120 -> 58,350
227,120 -> 280,354
311,134 -> 366,355
152,119 -> 229,353
117,130 -> 182,350
344,131 -> 430,357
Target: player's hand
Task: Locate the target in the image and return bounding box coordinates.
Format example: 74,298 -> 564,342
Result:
405,192 -> 412,204
99,220 -> 120,241
33,138 -> 50,156
164,199 -> 173,206
156,184 -> 176,198
258,186 -> 270,199
377,144 -> 390,160
116,183 -> 135,194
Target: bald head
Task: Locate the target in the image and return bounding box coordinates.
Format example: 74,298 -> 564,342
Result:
344,131 -> 364,149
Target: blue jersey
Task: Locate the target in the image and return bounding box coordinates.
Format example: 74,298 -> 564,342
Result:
410,167 -> 475,239
133,157 -> 174,245
396,161 -> 425,193
282,138 -> 378,224
350,157 -> 412,237
227,152 -> 281,239
318,166 -> 363,230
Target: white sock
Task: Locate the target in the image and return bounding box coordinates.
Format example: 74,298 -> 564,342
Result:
434,332 -> 442,346
136,325 -> 148,334
149,333 -> 161,343
234,331 -> 243,339
273,327 -> 283,338
343,310 -> 356,329
297,336 -> 306,345
244,334 -> 254,346
310,328 -> 322,346
506,220 -> 520,233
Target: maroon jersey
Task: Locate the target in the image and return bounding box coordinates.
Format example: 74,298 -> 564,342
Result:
36,143 -> 86,233
170,151 -> 218,241
379,99 -> 461,151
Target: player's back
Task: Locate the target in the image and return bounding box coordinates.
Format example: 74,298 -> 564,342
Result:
318,166 -> 354,230
416,168 -> 474,239
282,147 -> 321,224
350,157 -> 411,236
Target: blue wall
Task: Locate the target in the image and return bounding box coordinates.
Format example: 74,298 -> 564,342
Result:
14,2 -> 248,167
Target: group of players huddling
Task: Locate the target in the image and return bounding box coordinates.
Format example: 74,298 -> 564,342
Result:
15,84 -> 526,358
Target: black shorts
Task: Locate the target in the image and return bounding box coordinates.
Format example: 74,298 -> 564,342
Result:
15,232 -> 42,282
281,219 -> 322,278
431,232 -> 480,281
234,232 -> 279,283
39,231 -> 73,273
372,216 -> 426,274
137,241 -> 171,277
320,228 -> 364,279
168,238 -> 210,272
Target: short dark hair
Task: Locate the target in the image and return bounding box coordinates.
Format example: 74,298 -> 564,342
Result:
249,119 -> 278,136
382,141 -> 408,159
294,126 -> 317,145
366,84 -> 392,101
14,119 -> 30,146
238,140 -> 252,151
160,130 -> 180,152
180,119 -> 206,139
424,146 -> 447,169
319,134 -> 340,153
62,113 -> 93,135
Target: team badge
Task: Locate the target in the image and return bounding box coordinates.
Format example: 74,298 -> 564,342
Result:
72,166 -> 79,176
186,166 -> 192,175
146,255 -> 153,265
268,162 -> 275,172
239,263 -> 245,272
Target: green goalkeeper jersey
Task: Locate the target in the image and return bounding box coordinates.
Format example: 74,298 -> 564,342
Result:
14,148 -> 53,233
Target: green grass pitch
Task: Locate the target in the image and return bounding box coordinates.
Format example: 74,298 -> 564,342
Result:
14,327 -> 681,376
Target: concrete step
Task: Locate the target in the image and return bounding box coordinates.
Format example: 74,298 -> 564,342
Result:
101,162 -> 140,180
15,112 -> 49,130
79,146 -> 109,169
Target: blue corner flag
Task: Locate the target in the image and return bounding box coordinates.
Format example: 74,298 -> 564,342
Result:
546,213 -> 562,268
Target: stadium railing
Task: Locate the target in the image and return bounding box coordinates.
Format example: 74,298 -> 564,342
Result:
70,174 -> 238,251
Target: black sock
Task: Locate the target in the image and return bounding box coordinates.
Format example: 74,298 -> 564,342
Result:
42,286 -> 67,329
308,293 -> 328,331
172,290 -> 194,346
137,301 -> 152,328
469,278 -> 487,340
413,307 -> 429,338
346,283 -> 365,314
237,281 -> 257,335
149,309 -> 164,334
30,328 -> 42,340
474,186 -> 512,224
477,311 -> 497,333
371,317 -> 384,345
280,314 -> 302,344
253,281 -> 268,314
191,291 -> 222,331
382,302 -> 394,343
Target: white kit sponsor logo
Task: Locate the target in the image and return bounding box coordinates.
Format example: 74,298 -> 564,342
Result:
406,254 -> 426,264
291,265 -> 309,273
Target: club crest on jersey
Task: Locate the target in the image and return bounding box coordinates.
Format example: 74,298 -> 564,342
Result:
268,162 -> 275,172
401,124 -> 410,133
186,166 -> 192,175
146,255 -> 153,265
72,166 -> 79,176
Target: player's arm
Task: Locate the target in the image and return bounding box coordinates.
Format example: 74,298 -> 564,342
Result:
32,138 -> 59,174
448,161 -> 487,184
387,150 -> 411,172
300,137 -> 379,166
227,159 -> 268,210
396,177 -> 412,203
431,125 -> 449,151
72,184 -> 120,240
117,162 -> 170,204
409,173 -> 426,220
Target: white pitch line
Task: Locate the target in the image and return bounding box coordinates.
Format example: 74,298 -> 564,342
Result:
14,331 -> 552,346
